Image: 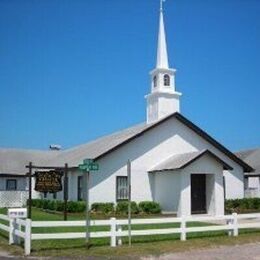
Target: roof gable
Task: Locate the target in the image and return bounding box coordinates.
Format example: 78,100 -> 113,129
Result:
93,112 -> 253,172
236,148 -> 260,175
149,150 -> 233,173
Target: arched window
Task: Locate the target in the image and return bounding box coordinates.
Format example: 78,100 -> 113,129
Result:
164,74 -> 170,86
153,76 -> 157,88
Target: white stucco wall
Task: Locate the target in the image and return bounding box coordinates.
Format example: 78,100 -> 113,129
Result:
64,116 -> 243,210
154,170 -> 181,212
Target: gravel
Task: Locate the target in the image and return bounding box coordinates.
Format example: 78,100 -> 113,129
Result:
142,242 -> 260,260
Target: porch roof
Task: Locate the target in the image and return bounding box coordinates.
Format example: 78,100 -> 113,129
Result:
148,150 -> 233,173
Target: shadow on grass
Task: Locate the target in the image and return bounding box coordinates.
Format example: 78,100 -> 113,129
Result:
0,230 -> 9,240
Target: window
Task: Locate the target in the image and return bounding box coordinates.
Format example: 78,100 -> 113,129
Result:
78,176 -> 83,201
53,192 -> 57,199
116,176 -> 128,201
6,179 -> 17,191
164,74 -> 170,86
153,76 -> 157,88
43,192 -> 47,199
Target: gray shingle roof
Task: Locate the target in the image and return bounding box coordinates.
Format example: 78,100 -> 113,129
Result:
235,148 -> 260,175
45,122 -> 147,167
0,149 -> 59,175
149,150 -> 232,173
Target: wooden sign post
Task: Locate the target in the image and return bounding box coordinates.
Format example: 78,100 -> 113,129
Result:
26,163 -> 70,220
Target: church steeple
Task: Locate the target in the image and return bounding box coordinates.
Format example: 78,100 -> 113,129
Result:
145,0 -> 182,124
156,2 -> 169,69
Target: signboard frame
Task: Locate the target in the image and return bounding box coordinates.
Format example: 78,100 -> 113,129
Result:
26,163 -> 70,220
34,170 -> 63,193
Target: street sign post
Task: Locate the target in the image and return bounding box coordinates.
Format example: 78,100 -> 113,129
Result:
78,159 -> 99,247
127,160 -> 132,246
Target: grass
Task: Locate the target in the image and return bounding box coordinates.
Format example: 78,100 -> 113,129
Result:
1,207 -> 260,258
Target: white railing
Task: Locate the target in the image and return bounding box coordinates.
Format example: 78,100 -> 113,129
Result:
2,213 -> 260,256
0,214 -> 10,233
0,191 -> 28,208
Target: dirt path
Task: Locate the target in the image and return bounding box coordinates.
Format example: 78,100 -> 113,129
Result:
142,242 -> 260,260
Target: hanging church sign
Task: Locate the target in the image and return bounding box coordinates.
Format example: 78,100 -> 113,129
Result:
35,171 -> 63,193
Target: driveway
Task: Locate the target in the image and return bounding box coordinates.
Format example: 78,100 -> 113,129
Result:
142,242 -> 260,260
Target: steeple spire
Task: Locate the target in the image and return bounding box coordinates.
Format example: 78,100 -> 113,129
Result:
145,0 -> 182,124
156,0 -> 169,69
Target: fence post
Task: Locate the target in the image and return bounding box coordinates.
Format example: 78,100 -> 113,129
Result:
180,216 -> 186,241
227,217 -> 233,236
232,213 -> 238,237
9,218 -> 16,245
25,219 -> 32,255
110,217 -> 116,247
117,225 -> 122,246
17,222 -> 21,245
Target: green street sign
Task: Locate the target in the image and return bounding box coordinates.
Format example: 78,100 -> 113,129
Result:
78,164 -> 88,171
83,159 -> 93,164
78,160 -> 99,172
88,163 -> 99,171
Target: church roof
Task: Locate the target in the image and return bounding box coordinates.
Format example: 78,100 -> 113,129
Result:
44,122 -> 148,167
0,149 -> 59,175
235,148 -> 260,176
0,112 -> 253,174
45,112 -> 252,172
148,150 -> 233,173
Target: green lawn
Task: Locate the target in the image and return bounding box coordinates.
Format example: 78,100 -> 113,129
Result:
1,207 -> 260,258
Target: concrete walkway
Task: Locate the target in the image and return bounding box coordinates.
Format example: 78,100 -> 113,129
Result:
142,242 -> 260,260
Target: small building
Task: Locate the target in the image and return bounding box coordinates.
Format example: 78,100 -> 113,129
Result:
236,148 -> 260,198
0,149 -> 58,207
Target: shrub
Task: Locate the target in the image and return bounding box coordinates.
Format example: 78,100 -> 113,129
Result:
91,203 -> 114,214
225,198 -> 260,213
42,199 -> 49,210
139,201 -> 161,214
55,200 -> 64,211
31,199 -> 85,213
67,201 -> 85,213
116,201 -> 139,214
31,199 -> 43,208
47,200 -> 56,211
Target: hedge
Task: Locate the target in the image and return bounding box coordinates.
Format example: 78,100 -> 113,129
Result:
91,203 -> 114,214
139,201 -> 161,214
31,199 -> 162,215
116,201 -> 139,214
31,199 -> 86,213
225,198 -> 260,213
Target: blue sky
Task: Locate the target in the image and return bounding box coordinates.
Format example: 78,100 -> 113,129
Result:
0,0 -> 259,151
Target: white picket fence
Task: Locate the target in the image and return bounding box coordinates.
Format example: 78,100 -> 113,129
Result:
1,213 -> 260,256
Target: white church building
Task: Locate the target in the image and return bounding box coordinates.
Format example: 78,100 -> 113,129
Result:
0,3 -> 254,216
